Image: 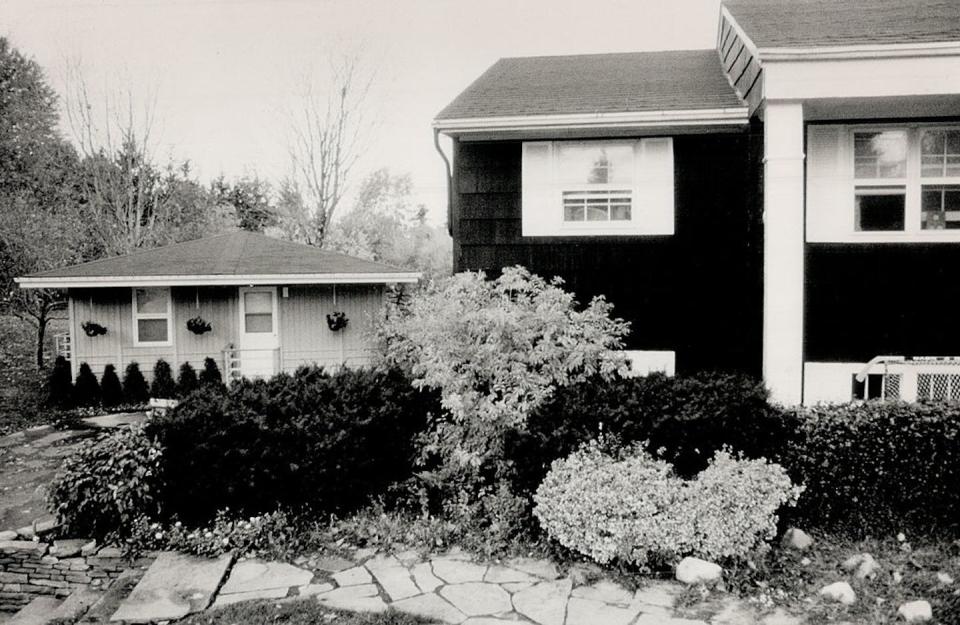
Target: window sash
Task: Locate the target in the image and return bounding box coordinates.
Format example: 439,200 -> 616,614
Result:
132,287 -> 171,345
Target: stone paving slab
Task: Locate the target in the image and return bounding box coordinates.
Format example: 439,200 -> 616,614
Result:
213,587 -> 289,608
439,582 -> 512,616
512,579 -> 571,625
6,597 -> 61,625
220,559 -> 312,594
333,565 -> 373,586
110,552 -> 233,623
391,593 -> 466,624
365,555 -> 420,601
432,559 -> 487,584
567,597 -> 639,625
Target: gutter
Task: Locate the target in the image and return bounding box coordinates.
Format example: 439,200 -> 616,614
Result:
15,272 -> 423,289
758,41 -> 960,62
433,128 -> 454,237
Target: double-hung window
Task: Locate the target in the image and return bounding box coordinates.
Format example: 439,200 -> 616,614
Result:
132,287 -> 172,346
919,128 -> 960,230
521,139 -> 674,236
853,130 -> 907,231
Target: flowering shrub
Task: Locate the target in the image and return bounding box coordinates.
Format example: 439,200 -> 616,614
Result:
533,442 -> 801,565
48,425 -> 164,539
127,509 -> 299,558
379,266 -> 629,468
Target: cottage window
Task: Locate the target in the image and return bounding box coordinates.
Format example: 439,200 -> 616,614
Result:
521,139 -> 674,236
132,287 -> 172,345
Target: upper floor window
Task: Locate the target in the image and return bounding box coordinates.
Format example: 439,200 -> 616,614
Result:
132,287 -> 172,346
806,124 -> 960,243
521,139 -> 674,237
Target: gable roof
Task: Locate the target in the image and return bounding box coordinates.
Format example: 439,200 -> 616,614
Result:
724,0 -> 960,49
434,49 -> 747,131
17,231 -> 420,288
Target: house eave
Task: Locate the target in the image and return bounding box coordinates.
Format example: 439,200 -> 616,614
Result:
433,107 -> 750,136
758,41 -> 960,62
15,272 -> 422,289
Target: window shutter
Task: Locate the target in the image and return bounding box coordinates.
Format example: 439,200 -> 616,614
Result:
521,142 -> 555,236
635,138 -> 675,235
807,125 -> 852,241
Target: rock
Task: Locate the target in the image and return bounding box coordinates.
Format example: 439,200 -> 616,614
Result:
571,580 -> 634,606
898,600 -> 932,622
391,593 -> 466,624
431,558 -> 488,584
819,581 -> 856,605
676,557 -> 723,585
411,562 -> 444,593
50,588 -> 103,622
333,565 -> 373,586
313,555 -> 353,573
0,540 -> 47,554
109,551 -> 233,622
6,596 -> 62,625
483,564 -> 536,584
365,555 -> 420,601
440,582 -> 512,616
842,553 -> 880,579
567,597 -> 639,625
298,583 -> 334,597
50,539 -> 89,558
783,528 -> 814,550
219,559 -> 313,594
504,556 -> 560,580
0,530 -> 18,541
81,540 -> 98,556
937,572 -> 954,584
213,587 -> 289,607
315,585 -> 386,613
513,579 -> 572,625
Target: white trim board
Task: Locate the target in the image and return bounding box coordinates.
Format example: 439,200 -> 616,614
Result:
17,272 -> 421,289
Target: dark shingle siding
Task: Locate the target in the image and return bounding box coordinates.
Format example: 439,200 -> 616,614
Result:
26,231 -> 410,279
725,0 -> 960,49
435,49 -> 744,121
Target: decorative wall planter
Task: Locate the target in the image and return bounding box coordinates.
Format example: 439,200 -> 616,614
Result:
81,321 -> 107,337
186,316 -> 213,335
326,312 -> 348,332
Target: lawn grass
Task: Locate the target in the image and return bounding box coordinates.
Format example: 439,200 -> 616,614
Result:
179,598 -> 436,625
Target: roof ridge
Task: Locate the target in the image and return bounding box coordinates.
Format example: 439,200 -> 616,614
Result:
498,48 -> 718,62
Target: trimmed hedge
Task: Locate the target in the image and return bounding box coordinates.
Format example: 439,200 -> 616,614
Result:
150,366 -> 441,524
506,371 -> 785,495
780,401 -> 960,536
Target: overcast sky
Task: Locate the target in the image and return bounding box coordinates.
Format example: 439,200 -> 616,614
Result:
0,0 -> 721,224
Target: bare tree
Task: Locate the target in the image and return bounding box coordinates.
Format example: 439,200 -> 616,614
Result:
283,55 -> 372,247
63,63 -> 213,256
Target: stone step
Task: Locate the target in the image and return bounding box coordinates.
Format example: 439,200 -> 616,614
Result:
6,596 -> 62,625
109,552 -> 233,623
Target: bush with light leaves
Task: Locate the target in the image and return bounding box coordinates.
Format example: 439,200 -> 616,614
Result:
533,442 -> 802,565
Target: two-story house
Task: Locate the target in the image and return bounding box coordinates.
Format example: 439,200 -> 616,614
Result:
432,0 -> 960,406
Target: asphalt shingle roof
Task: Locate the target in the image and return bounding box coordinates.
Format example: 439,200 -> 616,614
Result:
434,49 -> 744,121
725,0 -> 960,48
23,231 -> 412,280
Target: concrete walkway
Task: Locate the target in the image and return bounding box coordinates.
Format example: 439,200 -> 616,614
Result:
107,549 -> 794,625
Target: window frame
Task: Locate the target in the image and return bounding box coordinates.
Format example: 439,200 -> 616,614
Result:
846,124 -> 960,239
521,138 -> 675,237
131,287 -> 173,347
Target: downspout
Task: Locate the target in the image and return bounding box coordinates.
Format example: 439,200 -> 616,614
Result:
433,128 -> 453,237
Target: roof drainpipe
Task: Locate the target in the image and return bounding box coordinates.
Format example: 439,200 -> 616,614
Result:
433,128 -> 453,237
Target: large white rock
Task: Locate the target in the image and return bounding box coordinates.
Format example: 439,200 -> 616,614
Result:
842,553 -> 880,579
819,581 -> 856,605
675,557 -> 722,585
897,600 -> 932,623
782,528 -> 814,551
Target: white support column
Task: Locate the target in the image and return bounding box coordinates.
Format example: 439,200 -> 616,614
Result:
763,101 -> 805,405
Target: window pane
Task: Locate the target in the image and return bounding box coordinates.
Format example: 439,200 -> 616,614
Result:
921,129 -> 960,178
244,291 -> 272,314
610,204 -> 631,221
921,185 -> 960,229
854,131 -> 906,179
563,203 -> 585,222
136,288 -> 168,314
137,318 -> 168,343
855,188 -> 905,231
586,205 -> 609,221
557,143 -> 634,185
245,313 -> 273,333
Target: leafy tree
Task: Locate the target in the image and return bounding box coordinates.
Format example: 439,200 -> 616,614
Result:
151,359 -> 176,399
199,357 -> 224,389
46,356 -> 73,410
324,169 -> 452,279
100,364 -> 123,408
73,362 -> 101,407
378,266 -> 630,471
176,362 -> 199,397
212,175 -> 275,232
122,362 -> 149,404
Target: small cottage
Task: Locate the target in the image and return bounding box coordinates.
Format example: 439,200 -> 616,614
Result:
16,231 -> 420,381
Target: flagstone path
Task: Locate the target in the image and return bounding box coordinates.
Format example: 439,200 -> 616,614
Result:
106,548 -> 793,625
